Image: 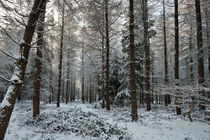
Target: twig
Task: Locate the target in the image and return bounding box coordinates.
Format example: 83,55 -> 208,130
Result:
0,48 -> 18,60
0,75 -> 10,82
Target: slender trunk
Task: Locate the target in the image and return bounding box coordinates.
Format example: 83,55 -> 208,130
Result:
174,0 -> 181,115
189,23 -> 194,83
129,0 -> 138,121
143,0 -> 151,111
70,77 -> 73,101
89,74 -> 92,104
195,0 -> 205,110
81,47 -> 85,103
105,0 -> 110,110
66,49 -> 70,104
49,44 -> 54,103
33,1 -> 46,118
0,1 -> 47,139
57,1 -> 65,108
73,76 -> 76,101
163,0 -> 170,106
102,36 -> 105,108
204,0 -> 210,81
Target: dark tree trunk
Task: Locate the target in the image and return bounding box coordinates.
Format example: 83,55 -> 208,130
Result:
0,0 -> 47,139
101,36 -> 105,108
81,47 -> 85,103
89,74 -> 92,104
143,0 -> 151,111
129,0 -> 138,121
174,0 -> 181,115
163,0 -> 170,106
195,0 -> 205,110
66,49 -> 70,104
57,1 -> 65,108
189,23 -> 194,83
105,0 -> 110,110
33,1 -> 47,118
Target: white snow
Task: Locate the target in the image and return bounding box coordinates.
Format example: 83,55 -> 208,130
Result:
2,101 -> 210,140
0,86 -> 15,108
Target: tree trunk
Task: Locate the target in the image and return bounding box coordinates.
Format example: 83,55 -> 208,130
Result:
81,47 -> 85,103
0,0 -> 47,139
66,49 -> 70,104
163,0 -> 170,106
189,23 -> 194,83
89,74 -> 92,104
129,0 -> 138,121
57,0 -> 65,108
105,0 -> 110,110
143,0 -> 151,111
33,1 -> 47,118
195,0 -> 205,110
101,37 -> 105,108
174,0 -> 181,115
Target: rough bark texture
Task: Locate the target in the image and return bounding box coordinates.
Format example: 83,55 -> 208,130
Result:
143,0 -> 151,111
129,0 -> 138,121
174,0 -> 181,115
57,1 -> 65,108
195,0 -> 205,110
33,1 -> 47,118
105,0 -> 110,110
0,0 -> 47,139
163,0 -> 170,106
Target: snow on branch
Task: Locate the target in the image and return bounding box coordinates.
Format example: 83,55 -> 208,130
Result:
14,9 -> 29,17
0,75 -> 10,82
14,18 -> 27,27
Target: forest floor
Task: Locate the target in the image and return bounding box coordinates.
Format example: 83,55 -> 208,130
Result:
3,101 -> 210,140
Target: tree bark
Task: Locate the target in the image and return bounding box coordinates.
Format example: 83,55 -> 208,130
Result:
57,0 -> 65,108
129,0 -> 138,121
143,0 -> 151,111
163,0 -> 170,106
105,0 -> 110,110
81,47 -> 85,103
101,36 -> 105,108
174,0 -> 181,115
189,23 -> 194,83
0,0 -> 47,139
33,1 -> 47,118
195,0 -> 205,110
66,49 -> 70,104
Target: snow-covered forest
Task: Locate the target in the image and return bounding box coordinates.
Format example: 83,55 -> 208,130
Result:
0,0 -> 210,139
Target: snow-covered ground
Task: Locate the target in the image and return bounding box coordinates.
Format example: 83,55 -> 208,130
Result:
3,101 -> 210,140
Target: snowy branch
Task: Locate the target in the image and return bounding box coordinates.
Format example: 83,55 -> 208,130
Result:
0,75 -> 10,82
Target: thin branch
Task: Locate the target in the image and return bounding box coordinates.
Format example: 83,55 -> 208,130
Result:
0,26 -> 20,45
0,75 -> 10,82
0,48 -> 18,60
